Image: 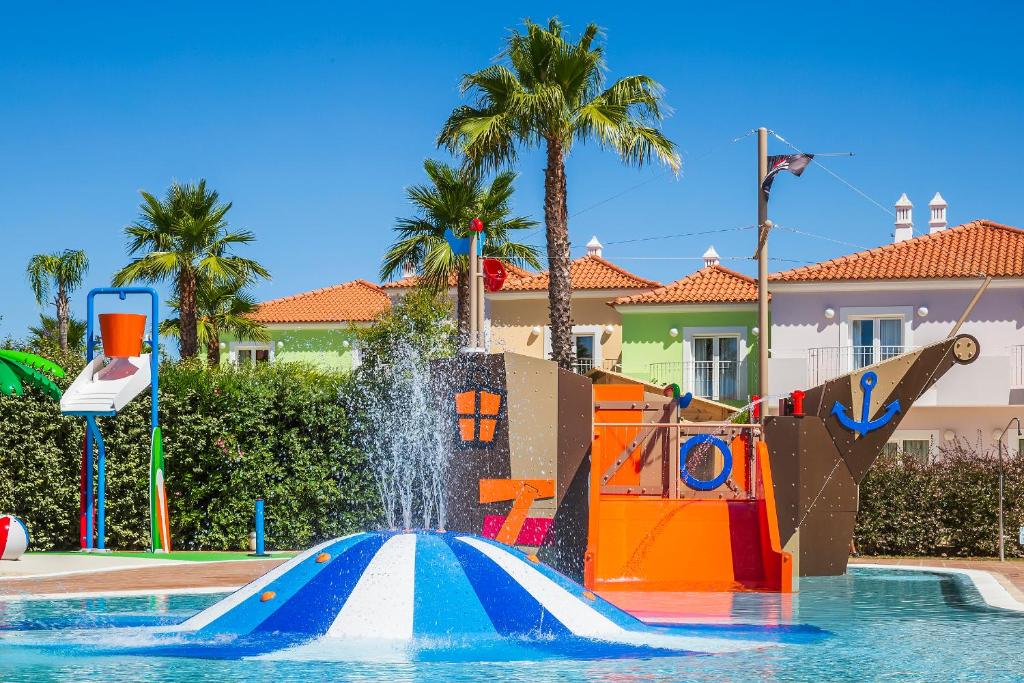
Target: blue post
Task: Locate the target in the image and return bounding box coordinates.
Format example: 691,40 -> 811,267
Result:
84,426 -> 93,551
87,417 -> 107,551
254,498 -> 266,556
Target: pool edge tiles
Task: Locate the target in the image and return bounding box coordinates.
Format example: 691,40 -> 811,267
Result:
851,564 -> 1024,613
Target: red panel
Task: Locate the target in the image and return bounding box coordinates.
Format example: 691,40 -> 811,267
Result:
481,515 -> 554,546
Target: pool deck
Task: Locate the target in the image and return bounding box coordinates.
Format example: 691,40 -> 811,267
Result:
2,554 -> 1024,608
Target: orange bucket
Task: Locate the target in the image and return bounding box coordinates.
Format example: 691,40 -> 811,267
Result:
99,313 -> 147,358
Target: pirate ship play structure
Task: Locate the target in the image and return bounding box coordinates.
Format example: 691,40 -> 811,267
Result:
439,335 -> 979,592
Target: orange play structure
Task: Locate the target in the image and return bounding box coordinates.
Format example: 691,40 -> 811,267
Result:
585,383 -> 792,593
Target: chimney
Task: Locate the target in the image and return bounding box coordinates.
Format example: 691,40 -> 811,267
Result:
703,245 -> 721,268
928,192 -> 948,233
401,261 -> 417,279
894,193 -> 914,243
586,235 -> 603,258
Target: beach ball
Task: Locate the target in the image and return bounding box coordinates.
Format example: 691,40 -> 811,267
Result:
0,515 -> 29,560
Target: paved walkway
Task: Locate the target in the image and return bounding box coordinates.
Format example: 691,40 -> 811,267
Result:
0,558 -> 284,598
3,554 -> 1023,604
0,553 -> 182,578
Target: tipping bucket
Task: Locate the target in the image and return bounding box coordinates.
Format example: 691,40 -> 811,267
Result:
99,313 -> 146,358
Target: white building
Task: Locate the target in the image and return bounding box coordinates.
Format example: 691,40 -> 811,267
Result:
768,196 -> 1024,461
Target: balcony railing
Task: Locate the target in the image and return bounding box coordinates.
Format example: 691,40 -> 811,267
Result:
571,358 -> 622,375
1012,345 -> 1024,388
807,345 -> 907,385
648,361 -> 747,401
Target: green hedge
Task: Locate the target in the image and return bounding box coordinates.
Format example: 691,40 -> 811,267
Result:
0,357 -> 380,551
856,442 -> 1024,557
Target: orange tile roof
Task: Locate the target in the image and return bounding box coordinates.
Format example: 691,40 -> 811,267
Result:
381,263 -> 535,289
502,255 -> 659,292
770,220 -> 1024,282
251,279 -> 391,323
612,265 -> 759,305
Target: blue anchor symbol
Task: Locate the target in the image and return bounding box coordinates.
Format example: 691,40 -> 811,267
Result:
831,371 -> 901,436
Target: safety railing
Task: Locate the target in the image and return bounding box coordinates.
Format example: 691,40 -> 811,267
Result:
1012,345 -> 1024,388
592,419 -> 763,500
807,345 -> 907,385
647,361 -> 746,401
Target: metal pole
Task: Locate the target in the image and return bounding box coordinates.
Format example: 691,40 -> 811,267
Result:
757,127 -> 770,415
469,232 -> 479,348
996,417 -> 1022,562
84,424 -> 94,551
476,246 -> 486,350
254,498 -> 266,557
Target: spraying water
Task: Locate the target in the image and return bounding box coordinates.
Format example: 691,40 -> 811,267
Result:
349,333 -> 455,531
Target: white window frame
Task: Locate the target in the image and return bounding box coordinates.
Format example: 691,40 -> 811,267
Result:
682,326 -> 748,401
839,306 -> 913,370
544,324 -> 605,372
886,429 -> 937,464
229,341 -> 275,365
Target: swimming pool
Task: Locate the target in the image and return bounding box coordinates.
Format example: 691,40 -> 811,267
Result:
0,568 -> 1021,682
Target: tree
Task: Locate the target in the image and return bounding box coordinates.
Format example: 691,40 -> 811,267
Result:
160,278 -> 270,365
380,160 -> 540,338
112,180 -> 270,359
439,18 -> 679,369
26,249 -> 89,352
27,314 -> 87,353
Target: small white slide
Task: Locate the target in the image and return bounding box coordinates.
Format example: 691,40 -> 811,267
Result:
60,354 -> 152,414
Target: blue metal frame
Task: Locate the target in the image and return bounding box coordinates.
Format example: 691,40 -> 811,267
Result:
80,287 -> 160,551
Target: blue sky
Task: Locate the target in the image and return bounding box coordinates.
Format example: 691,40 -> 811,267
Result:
1,1 -> 1021,339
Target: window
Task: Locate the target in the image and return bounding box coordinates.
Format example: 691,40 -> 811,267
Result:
232,343 -> 273,365
1018,438 -> 1024,456
851,317 -> 903,369
692,336 -> 739,400
573,334 -> 596,374
901,439 -> 930,465
881,442 -> 898,458
455,389 -> 502,444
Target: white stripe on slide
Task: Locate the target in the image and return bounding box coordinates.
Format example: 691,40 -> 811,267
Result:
175,535 -> 351,632
456,536 -> 623,637
327,534 -> 416,640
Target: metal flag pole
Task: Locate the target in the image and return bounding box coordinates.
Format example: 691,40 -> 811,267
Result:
756,127 -> 771,418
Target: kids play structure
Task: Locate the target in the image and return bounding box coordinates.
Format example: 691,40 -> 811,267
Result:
439,333 -> 979,593
60,287 -> 171,553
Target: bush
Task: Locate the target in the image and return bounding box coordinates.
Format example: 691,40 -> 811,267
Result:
856,439 -> 1024,557
0,356 -> 380,551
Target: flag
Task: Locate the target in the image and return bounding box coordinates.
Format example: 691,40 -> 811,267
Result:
761,154 -> 814,197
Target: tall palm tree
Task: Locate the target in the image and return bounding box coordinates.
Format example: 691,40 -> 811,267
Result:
27,314 -> 88,353
112,180 -> 270,359
160,278 -> 270,365
380,160 -> 541,336
26,249 -> 89,352
439,18 -> 680,369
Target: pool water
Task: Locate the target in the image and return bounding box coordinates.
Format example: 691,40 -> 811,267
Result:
0,568 -> 1021,682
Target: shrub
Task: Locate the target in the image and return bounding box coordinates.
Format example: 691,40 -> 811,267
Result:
856,438 -> 1024,558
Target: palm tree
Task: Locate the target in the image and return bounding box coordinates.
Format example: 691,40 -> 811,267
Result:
112,180 -> 270,359
439,18 -> 680,369
160,278 -> 270,365
380,159 -> 541,337
27,314 -> 88,352
26,249 -> 89,352
0,349 -> 64,400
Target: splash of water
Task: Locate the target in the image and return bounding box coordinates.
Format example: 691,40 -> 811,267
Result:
349,337 -> 454,530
